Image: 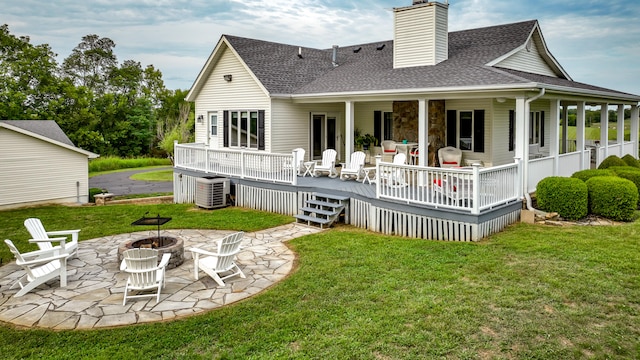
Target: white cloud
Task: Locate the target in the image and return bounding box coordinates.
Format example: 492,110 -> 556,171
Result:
2,0 -> 639,94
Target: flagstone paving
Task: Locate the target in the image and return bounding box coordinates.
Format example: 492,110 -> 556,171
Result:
0,223 -> 321,330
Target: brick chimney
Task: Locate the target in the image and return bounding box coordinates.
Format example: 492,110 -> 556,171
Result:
394,1 -> 449,68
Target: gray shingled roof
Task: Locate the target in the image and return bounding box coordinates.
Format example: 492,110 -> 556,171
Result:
0,120 -> 75,146
224,20 -> 635,98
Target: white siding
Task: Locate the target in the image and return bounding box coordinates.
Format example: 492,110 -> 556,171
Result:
446,99 -> 493,166
492,99 -> 517,166
193,46 -> 271,150
491,99 -> 552,166
0,129 -> 90,209
271,100 -> 344,161
394,3 -> 448,68
496,35 -> 557,77
354,102 -> 392,136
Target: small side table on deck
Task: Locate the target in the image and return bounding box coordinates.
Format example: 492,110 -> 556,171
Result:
303,161 -> 316,177
362,167 -> 376,185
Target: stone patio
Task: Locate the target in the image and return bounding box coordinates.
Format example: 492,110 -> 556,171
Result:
0,223 -> 321,330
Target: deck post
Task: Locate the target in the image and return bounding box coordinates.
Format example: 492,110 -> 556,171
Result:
631,105 -> 639,157
471,164 -> 480,215
576,101 -> 586,170
617,105 -> 625,157
549,99 -> 560,175
600,104 -> 608,159
292,150 -> 298,186
375,155 -> 381,199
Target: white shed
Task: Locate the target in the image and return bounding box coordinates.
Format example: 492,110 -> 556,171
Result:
0,120 -> 99,210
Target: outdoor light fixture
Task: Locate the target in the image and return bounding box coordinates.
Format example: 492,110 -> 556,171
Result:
197,115 -> 204,123
496,97 -> 506,103
223,74 -> 232,82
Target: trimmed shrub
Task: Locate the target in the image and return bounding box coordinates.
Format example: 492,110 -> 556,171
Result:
536,176 -> 588,220
571,169 -> 615,182
608,166 -> 640,176
586,176 -> 638,221
622,154 -> 640,168
611,168 -> 640,205
598,155 -> 627,169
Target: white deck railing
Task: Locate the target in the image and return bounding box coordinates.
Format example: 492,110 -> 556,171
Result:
174,144 -> 522,214
376,161 -> 521,215
174,143 -> 297,185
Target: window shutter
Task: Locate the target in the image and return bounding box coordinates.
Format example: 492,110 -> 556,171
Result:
446,110 -> 457,147
258,110 -> 265,150
223,111 -> 229,147
473,110 -> 485,152
508,110 -> 515,152
374,111 -> 382,144
540,111 -> 545,147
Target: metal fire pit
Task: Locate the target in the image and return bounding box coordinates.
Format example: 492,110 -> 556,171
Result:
118,213 -> 184,269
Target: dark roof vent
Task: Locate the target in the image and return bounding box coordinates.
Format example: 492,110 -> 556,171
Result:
353,47 -> 362,53
376,44 -> 386,51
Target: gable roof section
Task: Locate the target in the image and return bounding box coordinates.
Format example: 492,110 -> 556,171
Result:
189,20 -> 639,101
0,120 -> 98,158
486,21 -> 570,79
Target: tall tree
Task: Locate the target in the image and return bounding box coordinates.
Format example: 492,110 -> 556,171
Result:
62,34 -> 116,95
0,24 -> 60,119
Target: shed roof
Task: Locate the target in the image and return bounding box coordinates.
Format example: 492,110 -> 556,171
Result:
0,120 -> 98,158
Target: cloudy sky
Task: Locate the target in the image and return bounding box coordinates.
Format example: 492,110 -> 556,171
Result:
4,0 -> 640,95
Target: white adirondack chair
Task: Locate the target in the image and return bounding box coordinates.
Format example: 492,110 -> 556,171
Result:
340,151 -> 366,181
24,218 -> 80,258
284,148 -> 306,176
189,231 -> 246,287
4,239 -> 69,297
312,149 -> 339,178
379,153 -> 408,187
120,248 -> 171,305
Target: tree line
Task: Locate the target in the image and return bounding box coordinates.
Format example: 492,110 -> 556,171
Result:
0,24 -> 193,158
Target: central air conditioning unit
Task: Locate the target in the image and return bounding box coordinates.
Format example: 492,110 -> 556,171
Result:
195,177 -> 230,209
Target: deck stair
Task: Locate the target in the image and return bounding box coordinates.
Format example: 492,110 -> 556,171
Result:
295,192 -> 350,229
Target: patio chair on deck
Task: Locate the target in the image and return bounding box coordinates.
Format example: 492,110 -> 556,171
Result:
379,153 -> 408,187
312,149 -> 339,178
432,176 -> 473,206
189,231 -> 246,287
24,218 -> 79,258
438,146 -> 462,168
340,151 -> 366,181
381,140 -> 397,162
120,248 -> 171,305
284,148 -> 306,176
4,239 -> 69,297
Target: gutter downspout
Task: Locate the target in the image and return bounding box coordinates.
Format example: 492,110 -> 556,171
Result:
524,88 -> 546,210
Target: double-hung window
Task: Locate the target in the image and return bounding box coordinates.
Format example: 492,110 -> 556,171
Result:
223,110 -> 265,150
446,109 -> 485,152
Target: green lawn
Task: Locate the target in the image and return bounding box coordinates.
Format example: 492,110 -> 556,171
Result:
1,205 -> 639,359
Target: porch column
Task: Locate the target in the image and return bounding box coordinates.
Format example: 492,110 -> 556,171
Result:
549,99 -> 560,175
418,98 -> 427,166
515,96 -> 527,197
600,104 -> 609,159
631,105 -> 639,158
617,105 -> 625,157
345,100 -> 354,166
576,102 -> 586,167
561,103 -> 568,153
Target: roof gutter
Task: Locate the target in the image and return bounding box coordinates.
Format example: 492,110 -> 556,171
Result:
523,87 -> 546,211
